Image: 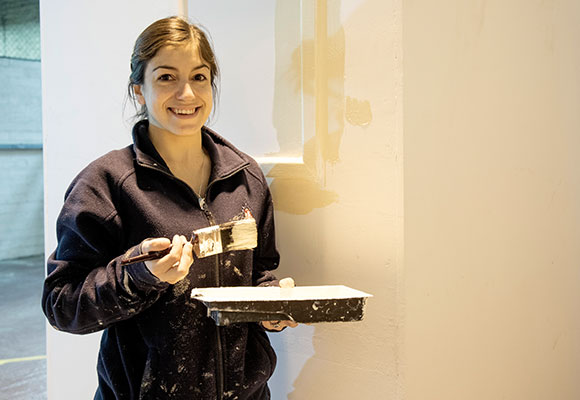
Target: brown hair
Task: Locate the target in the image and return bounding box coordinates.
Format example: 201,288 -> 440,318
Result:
128,16 -> 220,121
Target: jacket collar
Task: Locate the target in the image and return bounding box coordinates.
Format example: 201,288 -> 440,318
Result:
132,120 -> 250,183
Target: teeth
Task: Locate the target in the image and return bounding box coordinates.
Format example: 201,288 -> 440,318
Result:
172,108 -> 196,115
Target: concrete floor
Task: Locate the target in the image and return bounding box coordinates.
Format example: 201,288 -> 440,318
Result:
0,256 -> 46,399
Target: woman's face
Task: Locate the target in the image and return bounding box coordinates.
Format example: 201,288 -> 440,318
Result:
134,42 -> 213,137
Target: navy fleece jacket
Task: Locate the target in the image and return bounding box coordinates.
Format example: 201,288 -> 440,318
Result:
42,120 -> 280,399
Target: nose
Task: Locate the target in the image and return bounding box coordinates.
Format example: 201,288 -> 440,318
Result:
176,82 -> 195,100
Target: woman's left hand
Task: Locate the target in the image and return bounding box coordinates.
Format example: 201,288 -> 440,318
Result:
261,320 -> 298,331
260,277 -> 299,331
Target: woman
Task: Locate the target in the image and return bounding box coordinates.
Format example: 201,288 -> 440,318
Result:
42,16 -> 295,399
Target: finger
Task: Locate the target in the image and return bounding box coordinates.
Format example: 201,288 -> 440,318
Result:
169,236 -> 190,268
283,320 -> 299,328
158,235 -> 184,272
279,277 -> 295,288
264,319 -> 298,330
261,321 -> 281,330
142,237 -> 171,253
263,320 -> 292,331
176,241 -> 194,275
169,235 -> 185,258
155,238 -> 189,283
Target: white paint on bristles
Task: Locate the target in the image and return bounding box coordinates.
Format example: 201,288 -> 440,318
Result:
193,218 -> 257,257
224,218 -> 258,251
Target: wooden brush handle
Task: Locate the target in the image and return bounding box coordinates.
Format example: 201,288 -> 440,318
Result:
120,246 -> 172,266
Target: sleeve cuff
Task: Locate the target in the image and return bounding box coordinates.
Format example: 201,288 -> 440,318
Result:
121,244 -> 170,292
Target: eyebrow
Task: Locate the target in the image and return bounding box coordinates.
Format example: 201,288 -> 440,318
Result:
152,64 -> 210,72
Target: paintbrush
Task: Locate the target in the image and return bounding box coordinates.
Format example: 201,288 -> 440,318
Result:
120,218 -> 257,266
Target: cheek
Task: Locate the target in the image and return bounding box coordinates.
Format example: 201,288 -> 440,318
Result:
204,88 -> 214,108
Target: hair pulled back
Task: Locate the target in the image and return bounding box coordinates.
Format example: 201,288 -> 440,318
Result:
128,16 -> 220,121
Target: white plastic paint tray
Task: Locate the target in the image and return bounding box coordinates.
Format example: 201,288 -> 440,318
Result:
190,285 -> 372,326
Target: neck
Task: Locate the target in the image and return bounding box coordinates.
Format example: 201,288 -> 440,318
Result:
147,124 -> 211,197
148,125 -> 205,164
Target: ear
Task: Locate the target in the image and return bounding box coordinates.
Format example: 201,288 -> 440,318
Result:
133,84 -> 146,105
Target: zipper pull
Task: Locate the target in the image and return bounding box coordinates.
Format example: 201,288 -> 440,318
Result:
198,196 -> 217,225
198,196 -> 207,211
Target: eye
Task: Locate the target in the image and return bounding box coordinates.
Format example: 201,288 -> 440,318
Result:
193,73 -> 208,82
158,74 -> 174,81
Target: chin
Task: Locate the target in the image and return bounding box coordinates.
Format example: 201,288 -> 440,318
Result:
149,117 -> 205,137
170,125 -> 203,136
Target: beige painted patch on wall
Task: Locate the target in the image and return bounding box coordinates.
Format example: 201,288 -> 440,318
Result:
345,96 -> 372,126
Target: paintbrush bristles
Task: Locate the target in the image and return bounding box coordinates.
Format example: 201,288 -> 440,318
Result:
193,218 -> 258,258
223,218 -> 258,252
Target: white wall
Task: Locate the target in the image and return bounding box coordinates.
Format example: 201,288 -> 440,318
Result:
41,1 -> 183,398
404,1 -> 580,399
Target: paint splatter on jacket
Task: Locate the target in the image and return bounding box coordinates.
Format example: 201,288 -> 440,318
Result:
42,120 -> 280,399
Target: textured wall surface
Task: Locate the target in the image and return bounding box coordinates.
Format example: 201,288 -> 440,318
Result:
0,58 -> 42,142
0,57 -> 43,260
404,1 -> 580,399
0,0 -> 43,260
0,0 -> 41,60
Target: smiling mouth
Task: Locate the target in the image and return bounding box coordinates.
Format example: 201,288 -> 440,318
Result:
169,107 -> 200,116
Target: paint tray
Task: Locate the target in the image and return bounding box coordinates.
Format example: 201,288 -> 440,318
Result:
190,285 -> 372,326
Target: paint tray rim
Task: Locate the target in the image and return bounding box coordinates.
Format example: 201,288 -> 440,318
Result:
190,284 -> 373,303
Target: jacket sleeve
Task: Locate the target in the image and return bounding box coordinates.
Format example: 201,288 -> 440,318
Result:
42,169 -> 169,335
252,170 -> 280,287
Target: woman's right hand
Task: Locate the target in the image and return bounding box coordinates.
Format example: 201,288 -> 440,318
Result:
141,235 -> 193,284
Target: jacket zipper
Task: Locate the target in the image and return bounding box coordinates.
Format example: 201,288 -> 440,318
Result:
140,161 -> 250,400
199,170 -> 249,400
198,196 -> 225,400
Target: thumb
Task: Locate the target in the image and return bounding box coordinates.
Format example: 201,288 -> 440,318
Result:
279,277 -> 295,288
141,237 -> 171,253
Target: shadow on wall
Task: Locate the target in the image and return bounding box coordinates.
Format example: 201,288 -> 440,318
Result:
268,0 -> 344,216
267,1 -> 376,399
268,0 -> 373,216
266,1 -> 345,397
267,0 -> 388,398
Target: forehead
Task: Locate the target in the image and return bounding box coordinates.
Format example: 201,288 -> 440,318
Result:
147,42 -> 208,71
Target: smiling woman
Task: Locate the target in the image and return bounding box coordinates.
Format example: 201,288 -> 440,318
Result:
127,17 -> 220,122
133,43 -> 213,138
132,42 -> 215,195
42,16 -> 295,400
